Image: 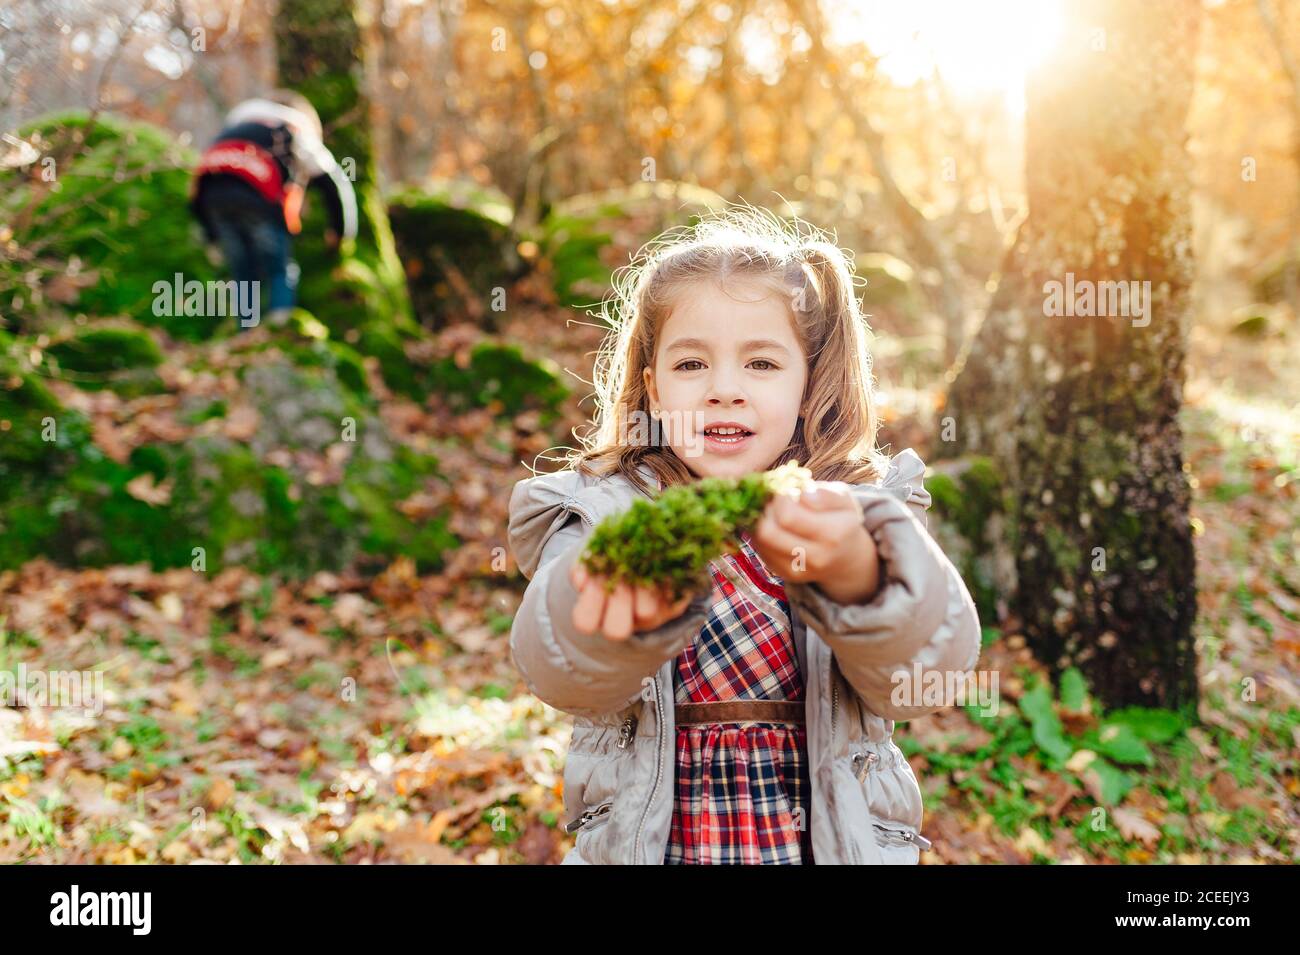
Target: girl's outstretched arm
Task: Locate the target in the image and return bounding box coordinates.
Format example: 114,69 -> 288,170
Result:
507,471 -> 713,719
784,449 -> 983,722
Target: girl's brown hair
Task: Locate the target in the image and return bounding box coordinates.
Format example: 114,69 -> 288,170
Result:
547,203 -> 889,497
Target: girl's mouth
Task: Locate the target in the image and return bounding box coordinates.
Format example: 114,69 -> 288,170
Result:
701,426 -> 755,453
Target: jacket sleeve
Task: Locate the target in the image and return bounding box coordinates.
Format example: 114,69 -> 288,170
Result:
308,162 -> 358,241
290,131 -> 358,241
506,471 -> 713,720
783,448 -> 982,722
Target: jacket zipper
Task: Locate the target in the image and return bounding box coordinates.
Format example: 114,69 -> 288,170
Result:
830,671 -> 837,740
833,666 -> 930,859
851,750 -> 879,781
563,799 -> 614,834
872,821 -> 933,851
617,714 -> 637,748
827,656 -> 862,863
853,747 -> 933,852
564,716 -> 636,835
632,674 -> 665,864
564,719 -> 634,834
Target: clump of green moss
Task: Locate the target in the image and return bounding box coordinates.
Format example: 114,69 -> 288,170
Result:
387,184 -> 521,330
580,461 -> 812,601
43,323 -> 167,397
2,112 -> 218,339
428,341 -> 568,423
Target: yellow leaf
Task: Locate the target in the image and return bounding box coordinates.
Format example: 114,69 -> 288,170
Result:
260,648 -> 292,669
1113,807 -> 1161,846
125,473 -> 173,506
0,774 -> 29,798
1196,811 -> 1230,833
1015,827 -> 1049,856
157,592 -> 183,623
1065,748 -> 1097,773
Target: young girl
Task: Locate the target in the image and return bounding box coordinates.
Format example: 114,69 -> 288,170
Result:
508,206 -> 981,865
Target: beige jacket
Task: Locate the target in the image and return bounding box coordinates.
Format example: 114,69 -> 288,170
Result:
507,448 -> 981,864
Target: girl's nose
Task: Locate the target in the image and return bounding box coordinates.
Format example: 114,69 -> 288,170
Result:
707,391 -> 747,407
706,368 -> 748,405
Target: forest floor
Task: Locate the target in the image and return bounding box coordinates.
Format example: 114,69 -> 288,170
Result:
1,300 -> 1296,864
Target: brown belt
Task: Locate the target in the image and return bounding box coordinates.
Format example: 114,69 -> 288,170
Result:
675,700 -> 806,725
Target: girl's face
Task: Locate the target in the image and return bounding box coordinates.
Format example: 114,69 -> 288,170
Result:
643,278 -> 808,479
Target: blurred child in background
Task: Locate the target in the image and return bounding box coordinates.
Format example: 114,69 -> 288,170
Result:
190,90 -> 357,327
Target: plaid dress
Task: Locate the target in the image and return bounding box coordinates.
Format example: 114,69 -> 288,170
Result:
664,531 -> 814,864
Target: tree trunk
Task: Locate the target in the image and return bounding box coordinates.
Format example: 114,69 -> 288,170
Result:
274,0 -> 412,334
945,0 -> 1201,716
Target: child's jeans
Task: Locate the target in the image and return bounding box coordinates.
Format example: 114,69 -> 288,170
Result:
209,205 -> 297,319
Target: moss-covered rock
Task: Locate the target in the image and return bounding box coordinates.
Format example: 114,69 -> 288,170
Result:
1,330 -> 460,576
1,113 -> 217,339
535,181 -> 726,306
235,309 -> 371,398
388,182 -> 522,330
46,324 -> 163,373
0,337 -> 70,469
427,341 -> 568,424
44,322 -> 167,397
351,320 -> 423,398
0,338 -> 115,567
331,322 -> 569,418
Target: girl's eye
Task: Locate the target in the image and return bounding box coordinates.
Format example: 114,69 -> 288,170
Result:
673,359 -> 778,371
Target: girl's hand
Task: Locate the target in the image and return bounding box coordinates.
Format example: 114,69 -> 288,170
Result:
569,561 -> 697,641
750,481 -> 882,605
